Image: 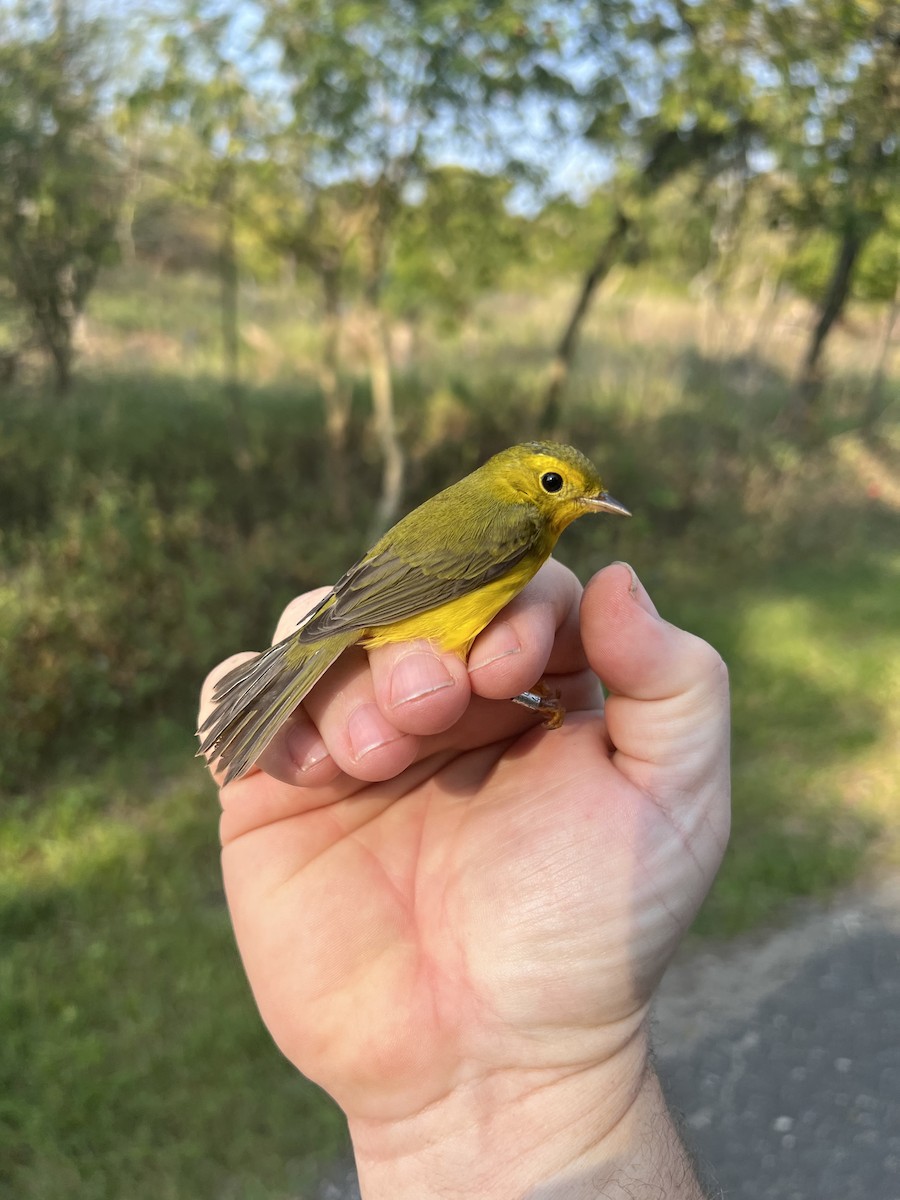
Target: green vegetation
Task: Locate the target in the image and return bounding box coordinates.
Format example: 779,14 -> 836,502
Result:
0,745 -> 347,1200
3,271 -> 899,1197
2,0 -> 898,1194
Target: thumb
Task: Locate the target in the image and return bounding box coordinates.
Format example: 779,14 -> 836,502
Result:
581,563 -> 731,817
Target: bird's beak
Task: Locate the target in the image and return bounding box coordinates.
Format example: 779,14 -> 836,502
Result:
582,491 -> 632,517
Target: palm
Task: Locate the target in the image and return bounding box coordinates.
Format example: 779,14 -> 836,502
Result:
220,709 -> 709,1124
205,564 -> 730,1132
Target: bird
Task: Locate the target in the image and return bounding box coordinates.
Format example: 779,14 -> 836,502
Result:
198,441 -> 630,784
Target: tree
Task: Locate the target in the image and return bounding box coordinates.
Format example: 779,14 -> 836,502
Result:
130,1 -> 273,462
632,0 -> 898,426
762,2 -> 900,425
250,166 -> 370,519
390,166 -> 526,327
264,0 -> 599,526
0,3 -> 122,393
539,0 -> 770,427
538,0 -> 900,431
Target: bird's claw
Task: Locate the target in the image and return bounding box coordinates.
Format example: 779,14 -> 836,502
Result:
512,682 -> 566,729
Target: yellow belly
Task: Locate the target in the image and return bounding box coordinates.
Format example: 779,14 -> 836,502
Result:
360,555 -> 544,657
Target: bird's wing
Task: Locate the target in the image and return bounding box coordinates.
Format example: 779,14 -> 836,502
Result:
299,497 -> 541,642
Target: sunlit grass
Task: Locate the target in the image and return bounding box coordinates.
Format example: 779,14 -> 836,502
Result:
0,742 -> 346,1200
680,560 -> 898,934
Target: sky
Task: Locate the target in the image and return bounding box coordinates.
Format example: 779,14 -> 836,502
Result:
32,0 -> 617,213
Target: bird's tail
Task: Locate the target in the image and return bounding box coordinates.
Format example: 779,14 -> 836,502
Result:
197,629 -> 357,785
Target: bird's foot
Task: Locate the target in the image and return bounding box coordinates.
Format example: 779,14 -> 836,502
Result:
511,681 -> 565,729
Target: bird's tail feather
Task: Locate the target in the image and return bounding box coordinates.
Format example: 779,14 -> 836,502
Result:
197,630 -> 356,785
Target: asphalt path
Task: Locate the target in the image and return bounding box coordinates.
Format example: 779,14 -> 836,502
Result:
316,874 -> 900,1199
656,873 -> 900,1199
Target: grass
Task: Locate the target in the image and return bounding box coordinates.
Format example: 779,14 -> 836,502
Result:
0,728 -> 347,1200
668,557 -> 897,935
2,265 -> 898,1196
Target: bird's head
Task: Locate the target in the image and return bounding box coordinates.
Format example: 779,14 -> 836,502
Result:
487,441 -> 631,535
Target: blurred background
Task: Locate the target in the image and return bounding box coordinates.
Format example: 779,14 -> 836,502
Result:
1,0 -> 897,1196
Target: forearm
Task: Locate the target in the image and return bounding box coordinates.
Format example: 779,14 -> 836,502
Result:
523,1068 -> 711,1200
350,1037 -> 711,1200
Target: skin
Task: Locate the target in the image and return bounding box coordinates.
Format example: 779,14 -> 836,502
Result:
199,560 -> 730,1198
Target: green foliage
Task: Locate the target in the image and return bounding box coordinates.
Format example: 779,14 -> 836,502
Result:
855,223 -> 900,304
130,192 -> 221,274
0,4 -> 122,391
129,3 -> 271,175
390,167 -> 527,323
783,222 -> 900,306
782,230 -> 838,301
0,376 -> 364,791
264,0 -> 592,173
521,194 -> 616,277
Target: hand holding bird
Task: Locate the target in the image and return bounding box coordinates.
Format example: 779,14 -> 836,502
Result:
197,561 -> 730,1198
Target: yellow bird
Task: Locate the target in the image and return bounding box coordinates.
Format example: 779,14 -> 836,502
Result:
199,441 -> 630,784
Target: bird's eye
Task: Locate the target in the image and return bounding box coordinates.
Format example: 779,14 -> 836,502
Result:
540,471 -> 564,494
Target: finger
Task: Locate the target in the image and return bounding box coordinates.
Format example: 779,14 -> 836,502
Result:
251,588 -> 347,788
367,638 -> 472,737
218,756 -> 421,849
467,558 -> 587,701
198,652 -> 263,786
253,703 -> 343,789
217,664 -> 611,850
261,563 -> 596,786
580,562 -> 730,812
583,562 -> 726,700
252,651 -> 604,804
197,589 -> 340,790
201,666 -> 345,792
199,651 -> 257,730
266,588 -> 348,787
272,587 -> 334,644
301,644 -> 421,783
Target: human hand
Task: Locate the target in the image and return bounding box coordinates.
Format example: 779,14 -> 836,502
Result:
199,560 -> 729,1198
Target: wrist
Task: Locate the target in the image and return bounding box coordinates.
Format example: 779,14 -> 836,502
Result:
349,1024 -> 703,1199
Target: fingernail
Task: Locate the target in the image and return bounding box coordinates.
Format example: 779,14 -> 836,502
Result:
287,722 -> 330,773
389,650 -> 454,708
348,703 -> 405,762
612,561 -> 659,618
468,621 -> 521,672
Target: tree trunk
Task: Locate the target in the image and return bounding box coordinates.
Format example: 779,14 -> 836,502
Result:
748,271 -> 782,353
50,333 -> 72,395
220,180 -> 240,397
319,264 -> 352,521
362,214 -> 404,535
790,225 -> 864,430
539,207 -> 630,433
367,305 -> 404,536
8,243 -> 75,395
117,139 -> 142,267
864,282 -> 899,430
218,167 -> 251,470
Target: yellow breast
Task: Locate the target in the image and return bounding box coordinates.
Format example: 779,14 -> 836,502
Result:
360,555 -> 545,657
